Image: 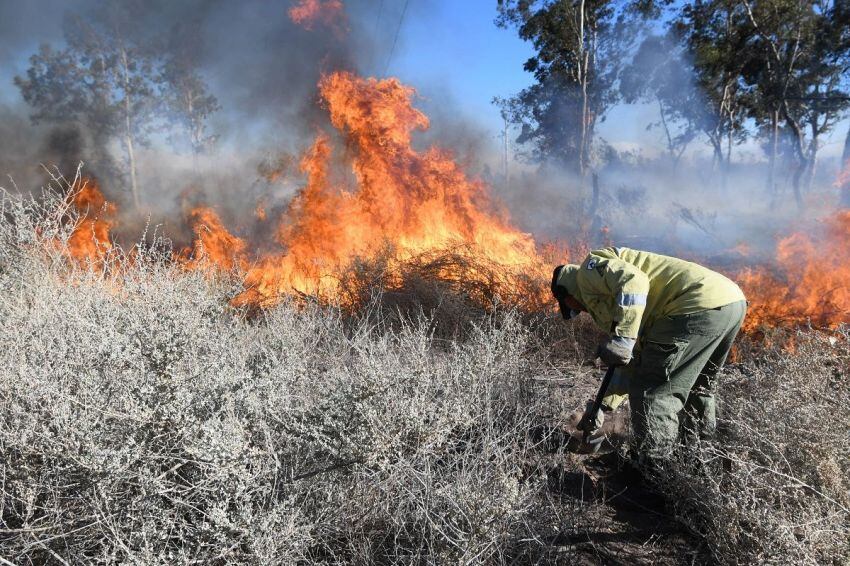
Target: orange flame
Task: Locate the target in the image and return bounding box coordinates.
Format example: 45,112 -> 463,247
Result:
737,210 -> 850,333
288,0 -> 345,31
232,72 -> 544,307
186,207 -> 248,272
67,178 -> 115,266
57,73 -> 848,338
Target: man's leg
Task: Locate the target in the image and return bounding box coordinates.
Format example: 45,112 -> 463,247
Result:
682,301 -> 747,440
629,305 -> 743,464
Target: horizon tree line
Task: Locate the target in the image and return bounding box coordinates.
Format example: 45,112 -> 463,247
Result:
496,0 -> 850,209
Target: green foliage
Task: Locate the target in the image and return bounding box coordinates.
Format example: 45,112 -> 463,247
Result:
500,0 -> 850,196
14,0 -> 219,202
496,0 -> 648,171
737,0 -> 850,198
15,8 -> 159,156
678,0 -> 756,154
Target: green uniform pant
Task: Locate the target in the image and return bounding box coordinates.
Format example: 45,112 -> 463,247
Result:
627,300 -> 747,462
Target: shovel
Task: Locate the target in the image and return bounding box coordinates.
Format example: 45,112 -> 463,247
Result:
566,365 -> 617,454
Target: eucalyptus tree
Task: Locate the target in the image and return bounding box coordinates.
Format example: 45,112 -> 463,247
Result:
739,0 -> 850,206
619,33 -> 704,169
15,1 -> 219,208
495,0 -> 649,180
671,0 -> 755,181
160,21 -> 220,160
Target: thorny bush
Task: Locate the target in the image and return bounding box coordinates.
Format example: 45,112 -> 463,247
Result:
664,328 -> 850,565
0,174 -> 847,565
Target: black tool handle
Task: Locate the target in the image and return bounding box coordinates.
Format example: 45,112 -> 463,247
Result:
580,365 -> 617,442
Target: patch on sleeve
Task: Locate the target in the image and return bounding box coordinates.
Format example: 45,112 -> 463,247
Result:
587,258 -> 598,270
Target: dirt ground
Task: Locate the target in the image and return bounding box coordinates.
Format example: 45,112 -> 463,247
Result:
522,406 -> 711,565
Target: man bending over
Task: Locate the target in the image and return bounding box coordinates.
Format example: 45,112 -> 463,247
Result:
551,247 -> 746,468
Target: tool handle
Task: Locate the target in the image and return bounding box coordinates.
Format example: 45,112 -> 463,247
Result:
581,365 -> 617,442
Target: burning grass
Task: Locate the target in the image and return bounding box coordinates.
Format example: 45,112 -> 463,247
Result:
736,210 -> 850,334
0,175 -> 847,565
55,70 -> 850,338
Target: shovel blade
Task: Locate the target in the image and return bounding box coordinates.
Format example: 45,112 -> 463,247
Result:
565,429 -> 606,454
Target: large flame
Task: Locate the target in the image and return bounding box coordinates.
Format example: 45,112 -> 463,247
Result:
738,210 -> 850,333
51,72 -> 849,337
233,71 -> 543,306
67,177 -> 115,266
186,207 -> 248,272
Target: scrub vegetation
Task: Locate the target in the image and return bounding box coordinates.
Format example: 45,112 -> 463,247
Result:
0,185 -> 847,565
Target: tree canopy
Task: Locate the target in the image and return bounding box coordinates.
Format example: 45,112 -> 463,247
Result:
15,1 -> 218,208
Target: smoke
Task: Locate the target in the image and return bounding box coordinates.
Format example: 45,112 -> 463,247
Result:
489,24 -> 849,260
0,0 -> 845,262
0,1 -> 71,71
0,1 -> 387,207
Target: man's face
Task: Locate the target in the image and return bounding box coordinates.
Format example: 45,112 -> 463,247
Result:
553,288 -> 586,320
562,295 -> 585,312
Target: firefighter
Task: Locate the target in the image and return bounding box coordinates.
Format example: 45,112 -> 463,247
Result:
551,246 -> 747,467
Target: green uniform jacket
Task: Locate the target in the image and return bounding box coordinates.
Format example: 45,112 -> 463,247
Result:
556,246 -> 745,339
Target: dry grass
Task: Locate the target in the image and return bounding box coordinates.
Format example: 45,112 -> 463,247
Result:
0,175 -> 846,564
662,328 -> 850,565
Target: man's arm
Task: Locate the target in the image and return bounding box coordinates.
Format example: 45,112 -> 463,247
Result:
579,254 -> 650,339
579,254 -> 650,366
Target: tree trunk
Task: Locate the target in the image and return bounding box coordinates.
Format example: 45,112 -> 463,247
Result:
124,132 -> 140,209
841,124 -> 850,208
119,46 -> 140,209
723,124 -> 733,190
803,114 -> 820,193
804,143 -> 818,193
658,98 -> 675,163
767,108 -> 779,199
588,171 -> 602,236
781,101 -> 807,210
577,0 -> 588,181
709,134 -> 723,173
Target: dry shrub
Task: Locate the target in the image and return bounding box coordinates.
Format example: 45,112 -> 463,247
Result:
661,329 -> 850,565
0,183 -> 553,563
0,175 -> 847,565
334,245 -> 551,338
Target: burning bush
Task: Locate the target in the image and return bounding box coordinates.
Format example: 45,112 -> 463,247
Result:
738,210 -> 850,334
66,176 -> 116,267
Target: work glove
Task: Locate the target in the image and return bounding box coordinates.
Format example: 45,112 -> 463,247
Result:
597,335 -> 636,367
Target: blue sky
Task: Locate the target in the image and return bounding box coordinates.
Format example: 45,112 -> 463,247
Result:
381,0 -> 845,162
384,0 -> 659,156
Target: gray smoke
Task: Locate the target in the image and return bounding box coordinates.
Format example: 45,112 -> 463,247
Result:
0,0 -> 421,247
0,1 -> 842,259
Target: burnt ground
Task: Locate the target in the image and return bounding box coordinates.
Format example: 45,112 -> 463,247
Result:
520,411 -> 712,565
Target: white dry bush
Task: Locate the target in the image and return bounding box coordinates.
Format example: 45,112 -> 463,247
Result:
664,329 -> 850,566
0,178 -> 549,564
0,173 -> 847,565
